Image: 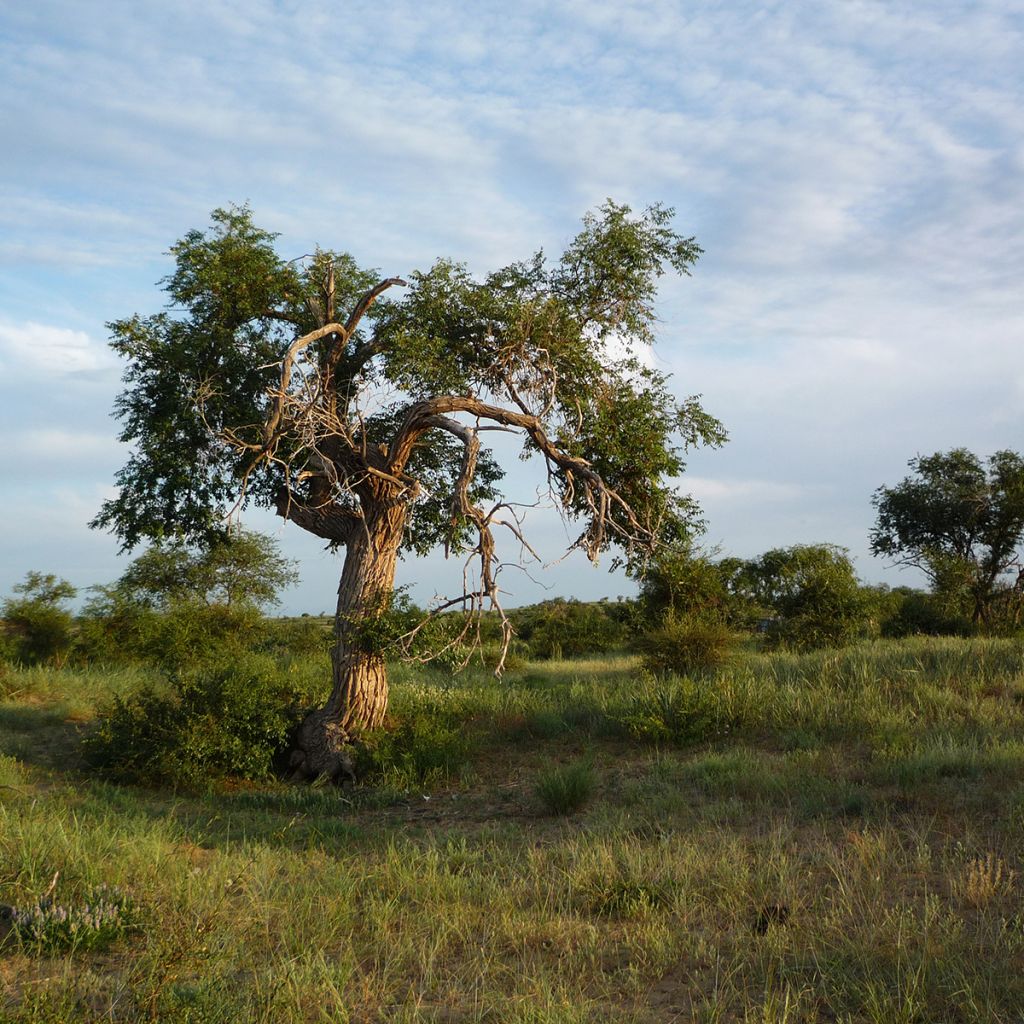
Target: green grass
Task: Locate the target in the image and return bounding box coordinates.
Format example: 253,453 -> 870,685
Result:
1,636 -> 1023,1020
535,758 -> 596,815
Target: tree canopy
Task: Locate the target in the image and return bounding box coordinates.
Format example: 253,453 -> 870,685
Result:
0,572 -> 78,666
93,202 -> 723,566
871,449 -> 1024,628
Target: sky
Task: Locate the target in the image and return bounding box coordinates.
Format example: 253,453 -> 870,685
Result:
1,0 -> 1022,614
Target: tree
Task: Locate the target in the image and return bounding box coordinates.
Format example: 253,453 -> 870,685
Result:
76,531 -> 300,668
114,530 -> 299,610
1,572 -> 77,666
870,449 -> 1024,629
93,202 -> 725,780
738,544 -> 867,649
636,546 -> 737,623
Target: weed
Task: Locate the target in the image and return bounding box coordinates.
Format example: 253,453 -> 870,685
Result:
536,759 -> 596,815
585,877 -> 668,918
8,884 -> 138,953
616,673 -> 735,745
954,852 -> 1015,908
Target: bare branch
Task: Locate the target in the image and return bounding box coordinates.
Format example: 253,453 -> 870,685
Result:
328,276 -> 408,375
388,395 -> 652,561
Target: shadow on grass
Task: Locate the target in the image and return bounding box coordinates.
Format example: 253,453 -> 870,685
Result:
0,702 -> 86,771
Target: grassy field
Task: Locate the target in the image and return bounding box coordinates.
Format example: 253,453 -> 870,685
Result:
2,639 -> 1024,1022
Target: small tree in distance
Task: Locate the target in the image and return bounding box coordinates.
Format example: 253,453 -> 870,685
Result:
114,530 -> 299,610
93,202 -> 725,781
871,449 -> 1024,629
734,544 -> 867,649
1,572 -> 78,666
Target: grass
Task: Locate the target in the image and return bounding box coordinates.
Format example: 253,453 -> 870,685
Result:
0,636 -> 1023,1020
535,759 -> 596,815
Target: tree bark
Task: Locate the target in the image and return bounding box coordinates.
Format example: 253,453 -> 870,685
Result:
288,497 -> 407,783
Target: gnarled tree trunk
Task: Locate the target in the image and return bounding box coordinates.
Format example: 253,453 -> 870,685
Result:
288,497 -> 407,783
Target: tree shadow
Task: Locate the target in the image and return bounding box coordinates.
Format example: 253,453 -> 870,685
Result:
0,702 -> 86,772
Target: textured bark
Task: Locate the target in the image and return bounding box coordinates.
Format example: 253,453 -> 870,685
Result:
288,494 -> 407,782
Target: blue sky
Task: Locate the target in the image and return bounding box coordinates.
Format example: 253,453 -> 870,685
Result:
1,0 -> 1022,613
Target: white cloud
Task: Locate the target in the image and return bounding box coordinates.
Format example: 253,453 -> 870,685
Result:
0,321 -> 111,375
0,429 -> 117,473
685,477 -> 815,504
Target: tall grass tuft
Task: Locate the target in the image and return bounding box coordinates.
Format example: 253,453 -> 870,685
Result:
535,759 -> 596,815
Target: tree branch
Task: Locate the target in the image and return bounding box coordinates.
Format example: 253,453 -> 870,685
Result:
327,276 -> 408,376
387,395 -> 651,560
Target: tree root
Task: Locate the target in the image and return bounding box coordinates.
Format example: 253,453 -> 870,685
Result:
287,708 -> 356,786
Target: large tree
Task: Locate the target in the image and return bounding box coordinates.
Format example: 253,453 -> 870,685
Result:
94,202 -> 725,779
870,449 -> 1024,628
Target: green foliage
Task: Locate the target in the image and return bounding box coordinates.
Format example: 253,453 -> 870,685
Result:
76,594 -> 268,669
1,572 -> 78,667
93,200 -> 723,615
636,546 -> 736,622
73,533 -> 300,672
115,530 -> 299,609
634,613 -> 739,675
871,449 -> 1024,630
742,544 -> 869,650
535,759 -> 596,815
84,655 -> 311,788
9,885 -> 138,954
355,690 -> 477,787
867,586 -> 971,638
93,207 -> 303,548
511,598 -> 634,659
617,673 -> 735,745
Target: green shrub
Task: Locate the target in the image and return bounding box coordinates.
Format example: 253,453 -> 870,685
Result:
743,544 -> 871,650
356,693 -> 477,788
634,614 -> 737,675
513,598 -> 632,659
616,674 -> 735,746
875,588 -> 971,638
75,595 -> 269,670
1,572 -> 77,667
84,655 -> 310,788
535,759 -> 596,815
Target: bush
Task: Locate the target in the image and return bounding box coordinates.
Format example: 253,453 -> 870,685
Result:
1,572 -> 77,667
355,692 -> 477,788
874,587 -> 972,638
634,614 -> 737,676
616,673 -> 735,746
75,595 -> 267,669
535,759 -> 596,815
84,655 -> 311,788
742,544 -> 871,650
512,599 -> 632,659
